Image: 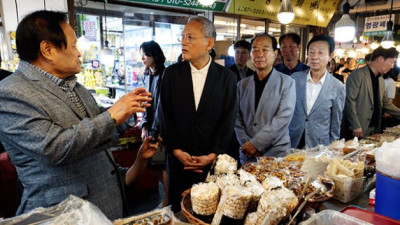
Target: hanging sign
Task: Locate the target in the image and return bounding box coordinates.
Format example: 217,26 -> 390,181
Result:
363,15 -> 392,37
125,0 -> 228,12
225,0 -> 340,27
82,21 -> 97,41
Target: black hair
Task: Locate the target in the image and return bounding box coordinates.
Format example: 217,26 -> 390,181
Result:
250,33 -> 278,51
16,10 -> 68,62
140,41 -> 166,74
234,40 -> 251,51
371,47 -> 398,61
307,34 -> 335,54
365,53 -> 372,62
279,33 -> 301,46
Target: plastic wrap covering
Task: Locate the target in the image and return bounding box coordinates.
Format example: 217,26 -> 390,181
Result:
0,195 -> 112,225
113,206 -> 175,225
213,154 -> 237,175
376,138 -> 400,179
299,210 -> 372,225
191,182 -> 220,216
211,184 -> 252,225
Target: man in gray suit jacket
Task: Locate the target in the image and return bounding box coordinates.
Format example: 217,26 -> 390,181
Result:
235,33 -> 296,164
342,47 -> 400,139
0,11 -> 159,220
289,35 -> 345,148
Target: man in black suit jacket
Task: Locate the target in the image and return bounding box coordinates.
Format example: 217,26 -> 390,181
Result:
160,16 -> 237,212
229,40 -> 255,82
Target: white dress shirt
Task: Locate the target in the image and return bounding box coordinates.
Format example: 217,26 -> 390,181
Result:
306,70 -> 327,115
190,56 -> 212,110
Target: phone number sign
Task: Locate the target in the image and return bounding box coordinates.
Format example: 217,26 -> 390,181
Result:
126,0 -> 228,11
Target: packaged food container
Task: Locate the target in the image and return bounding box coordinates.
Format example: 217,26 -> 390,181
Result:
299,210 -> 372,225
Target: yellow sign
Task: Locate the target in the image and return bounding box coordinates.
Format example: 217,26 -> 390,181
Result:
226,0 -> 340,27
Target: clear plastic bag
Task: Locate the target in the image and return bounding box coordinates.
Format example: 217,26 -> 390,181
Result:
0,195 -> 112,225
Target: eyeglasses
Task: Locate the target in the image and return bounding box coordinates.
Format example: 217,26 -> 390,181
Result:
177,34 -> 207,43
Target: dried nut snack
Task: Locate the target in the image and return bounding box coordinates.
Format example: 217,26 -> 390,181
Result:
213,154 -> 237,175
244,185 -> 298,225
211,184 -> 252,225
191,182 -> 220,216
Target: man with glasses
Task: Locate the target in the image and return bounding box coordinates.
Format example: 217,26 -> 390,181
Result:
160,16 -> 237,212
274,33 -> 309,75
229,40 -> 255,82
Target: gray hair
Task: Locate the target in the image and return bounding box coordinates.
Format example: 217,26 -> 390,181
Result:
188,16 -> 216,39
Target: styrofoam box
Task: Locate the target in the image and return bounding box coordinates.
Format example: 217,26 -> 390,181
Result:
300,210 -> 372,225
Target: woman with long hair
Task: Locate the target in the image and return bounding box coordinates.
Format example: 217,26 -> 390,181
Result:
139,40 -> 168,207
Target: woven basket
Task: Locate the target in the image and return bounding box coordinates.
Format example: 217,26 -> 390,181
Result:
181,188 -> 211,225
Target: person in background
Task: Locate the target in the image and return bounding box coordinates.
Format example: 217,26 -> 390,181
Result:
160,16 -> 237,212
328,58 -> 344,83
336,57 -> 346,72
235,33 -> 295,164
0,54 -> 12,154
382,66 -> 400,130
341,57 -> 358,74
274,33 -> 309,75
229,40 -> 255,82
273,48 -> 283,66
209,48 -> 216,61
139,40 -> 169,207
0,10 -> 160,220
342,47 -> 400,139
289,35 -> 345,148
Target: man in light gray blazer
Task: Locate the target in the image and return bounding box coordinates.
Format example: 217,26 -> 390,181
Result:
289,35 -> 345,148
342,47 -> 400,139
235,33 -> 296,164
0,11 -> 158,220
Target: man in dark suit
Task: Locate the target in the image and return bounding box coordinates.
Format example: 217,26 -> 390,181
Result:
160,16 -> 237,212
229,40 -> 255,82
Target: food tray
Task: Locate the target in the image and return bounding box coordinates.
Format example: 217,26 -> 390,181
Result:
340,206 -> 400,225
300,209 -> 371,225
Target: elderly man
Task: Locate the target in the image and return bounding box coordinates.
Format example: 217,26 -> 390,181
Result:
274,33 -> 309,75
229,40 -> 255,82
235,33 -> 295,164
0,11 -> 160,220
289,35 -> 345,148
342,47 -> 400,139
160,16 -> 237,211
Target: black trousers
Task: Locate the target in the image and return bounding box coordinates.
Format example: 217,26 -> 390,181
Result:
166,153 -> 209,212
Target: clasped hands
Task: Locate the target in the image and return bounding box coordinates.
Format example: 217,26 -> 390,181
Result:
173,149 -> 216,173
108,87 -> 152,125
240,141 -> 261,159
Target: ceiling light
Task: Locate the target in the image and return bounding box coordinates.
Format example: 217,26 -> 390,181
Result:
334,1 -> 355,42
370,41 -> 380,50
77,32 -> 90,51
361,47 -> 370,54
381,0 -> 395,49
381,30 -> 394,49
277,0 -> 295,24
348,49 -> 357,58
198,0 -> 215,6
335,44 -> 345,56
